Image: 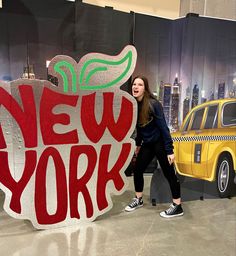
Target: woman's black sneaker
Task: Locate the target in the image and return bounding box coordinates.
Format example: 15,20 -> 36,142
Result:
160,203 -> 184,218
125,197 -> 143,212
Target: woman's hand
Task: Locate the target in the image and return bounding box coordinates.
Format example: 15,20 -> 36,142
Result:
135,146 -> 141,156
167,154 -> 175,165
132,146 -> 141,164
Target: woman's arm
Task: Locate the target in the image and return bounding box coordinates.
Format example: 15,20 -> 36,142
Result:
135,126 -> 142,147
152,100 -> 174,155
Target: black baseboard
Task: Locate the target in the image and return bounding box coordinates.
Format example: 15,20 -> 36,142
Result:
150,169 -> 236,204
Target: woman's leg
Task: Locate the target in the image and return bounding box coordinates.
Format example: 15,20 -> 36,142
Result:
154,141 -> 183,217
125,144 -> 155,212
134,144 -> 155,195
154,141 -> 181,201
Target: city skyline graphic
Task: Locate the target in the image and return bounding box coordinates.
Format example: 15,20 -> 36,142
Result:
133,15 -> 236,128
157,74 -> 235,130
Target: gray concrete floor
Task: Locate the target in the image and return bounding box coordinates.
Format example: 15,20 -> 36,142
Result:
0,176 -> 235,256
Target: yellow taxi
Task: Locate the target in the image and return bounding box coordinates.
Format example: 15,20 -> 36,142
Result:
172,98 -> 236,198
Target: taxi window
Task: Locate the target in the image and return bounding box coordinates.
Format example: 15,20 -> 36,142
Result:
182,114 -> 191,132
222,102 -> 236,126
204,105 -> 218,129
190,108 -> 205,130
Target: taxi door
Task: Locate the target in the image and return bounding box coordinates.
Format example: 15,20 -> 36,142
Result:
201,104 -> 219,179
182,107 -> 206,177
177,113 -> 194,175
191,105 -> 218,178
207,102 -> 235,180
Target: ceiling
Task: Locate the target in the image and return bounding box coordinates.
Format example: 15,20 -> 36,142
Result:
0,0 -> 181,19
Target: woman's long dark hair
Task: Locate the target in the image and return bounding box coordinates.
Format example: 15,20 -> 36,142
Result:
131,75 -> 156,125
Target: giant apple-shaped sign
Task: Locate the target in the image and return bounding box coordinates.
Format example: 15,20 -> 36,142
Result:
0,45 -> 137,229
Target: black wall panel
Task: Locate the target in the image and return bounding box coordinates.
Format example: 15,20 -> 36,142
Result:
75,2 -> 133,57
133,14 -> 172,92
0,0 -> 75,80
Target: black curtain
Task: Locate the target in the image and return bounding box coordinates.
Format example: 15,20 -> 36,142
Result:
0,0 -> 75,80
75,2 -> 133,91
133,14 -> 173,91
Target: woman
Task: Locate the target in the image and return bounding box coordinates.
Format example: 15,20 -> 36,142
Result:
125,76 -> 184,218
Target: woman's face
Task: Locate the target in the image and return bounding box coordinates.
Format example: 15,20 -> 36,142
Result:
132,78 -> 145,101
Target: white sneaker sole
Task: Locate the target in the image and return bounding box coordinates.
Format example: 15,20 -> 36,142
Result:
125,204 -> 143,212
159,211 -> 184,218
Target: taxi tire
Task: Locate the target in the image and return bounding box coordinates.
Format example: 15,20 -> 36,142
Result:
216,154 -> 234,198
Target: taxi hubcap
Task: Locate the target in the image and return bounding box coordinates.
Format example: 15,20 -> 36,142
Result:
218,160 -> 229,193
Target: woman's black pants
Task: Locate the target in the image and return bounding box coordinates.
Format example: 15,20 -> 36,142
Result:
134,140 -> 181,199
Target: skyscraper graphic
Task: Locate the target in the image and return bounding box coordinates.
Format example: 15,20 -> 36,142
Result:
230,79 -> 236,98
22,65 -> 35,79
229,88 -> 236,98
158,81 -> 164,104
163,84 -> 171,125
191,84 -> 199,108
183,86 -> 190,120
46,60 -> 58,86
209,88 -> 215,100
183,97 -> 190,121
170,75 -> 180,130
201,90 -> 207,103
47,74 -> 58,86
22,40 -> 35,79
218,82 -> 225,99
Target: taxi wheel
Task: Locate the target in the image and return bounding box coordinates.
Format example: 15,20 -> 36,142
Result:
216,154 -> 234,198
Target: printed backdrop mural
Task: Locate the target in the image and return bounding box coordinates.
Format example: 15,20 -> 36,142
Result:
0,45 -> 137,229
